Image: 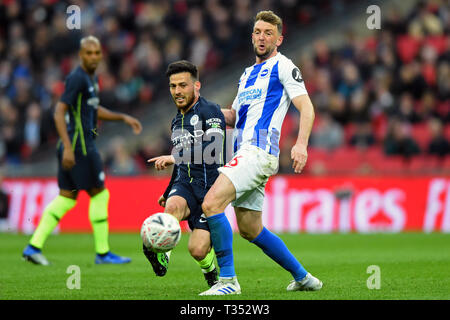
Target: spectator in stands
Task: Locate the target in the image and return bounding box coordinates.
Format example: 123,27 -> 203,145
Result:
349,121 -> 376,149
396,92 -> 421,123
391,61 -> 427,100
348,89 -> 370,123
1,104 -> 22,164
416,90 -> 440,122
427,117 -> 450,157
310,112 -> 344,151
105,136 -> 139,176
383,118 -> 421,158
436,61 -> 449,104
337,61 -> 362,99
312,68 -> 333,113
328,92 -> 348,126
23,102 -> 42,154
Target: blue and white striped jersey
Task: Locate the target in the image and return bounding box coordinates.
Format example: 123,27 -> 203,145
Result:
231,52 -> 308,157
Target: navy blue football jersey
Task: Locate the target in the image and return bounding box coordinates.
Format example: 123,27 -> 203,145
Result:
60,65 -> 100,155
163,96 -> 226,196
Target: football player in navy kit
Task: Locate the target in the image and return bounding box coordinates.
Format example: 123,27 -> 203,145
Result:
23,36 -> 142,265
146,60 -> 226,288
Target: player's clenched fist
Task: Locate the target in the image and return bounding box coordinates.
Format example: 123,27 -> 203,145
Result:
157,195 -> 166,207
148,155 -> 175,170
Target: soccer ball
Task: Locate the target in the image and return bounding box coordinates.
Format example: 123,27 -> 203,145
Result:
141,213 -> 181,253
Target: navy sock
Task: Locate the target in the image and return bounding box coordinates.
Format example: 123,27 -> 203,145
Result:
251,227 -> 307,281
206,213 -> 235,278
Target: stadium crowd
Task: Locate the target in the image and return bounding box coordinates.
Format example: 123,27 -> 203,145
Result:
277,0 -> 450,174
0,0 -> 348,166
0,0 -> 448,176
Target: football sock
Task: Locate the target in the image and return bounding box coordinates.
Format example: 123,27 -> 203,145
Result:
206,213 -> 236,278
251,227 -> 308,281
29,195 -> 77,249
89,189 -> 110,255
196,248 -> 216,273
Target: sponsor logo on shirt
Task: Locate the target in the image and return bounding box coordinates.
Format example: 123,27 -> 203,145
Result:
238,88 -> 262,104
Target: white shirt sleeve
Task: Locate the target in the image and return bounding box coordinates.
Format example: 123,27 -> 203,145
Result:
279,57 -> 308,99
231,94 -> 239,110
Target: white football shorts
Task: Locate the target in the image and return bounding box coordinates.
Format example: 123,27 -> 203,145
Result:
218,144 -> 279,211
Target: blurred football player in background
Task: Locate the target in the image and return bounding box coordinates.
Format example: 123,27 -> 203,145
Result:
22,36 -> 142,265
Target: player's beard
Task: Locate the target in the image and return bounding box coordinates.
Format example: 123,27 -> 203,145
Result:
253,44 -> 275,61
174,92 -> 196,113
82,61 -> 99,75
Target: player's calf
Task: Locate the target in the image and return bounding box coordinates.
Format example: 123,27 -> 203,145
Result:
190,247 -> 219,288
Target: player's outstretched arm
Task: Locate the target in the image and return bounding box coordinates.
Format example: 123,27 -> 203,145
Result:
291,94 -> 315,174
54,101 -> 76,170
97,106 -> 143,135
148,155 -> 176,171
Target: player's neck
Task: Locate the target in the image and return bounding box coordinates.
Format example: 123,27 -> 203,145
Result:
255,50 -> 278,65
180,96 -> 199,115
80,64 -> 96,77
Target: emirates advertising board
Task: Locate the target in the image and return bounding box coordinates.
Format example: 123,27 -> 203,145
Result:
2,176 -> 450,233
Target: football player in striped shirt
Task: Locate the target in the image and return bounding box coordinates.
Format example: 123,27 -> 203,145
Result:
199,11 -> 322,295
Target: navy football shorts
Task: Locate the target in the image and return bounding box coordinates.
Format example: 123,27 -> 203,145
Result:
57,145 -> 105,191
167,181 -> 210,232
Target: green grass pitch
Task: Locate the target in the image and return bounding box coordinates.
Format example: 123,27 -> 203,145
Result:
0,232 -> 449,300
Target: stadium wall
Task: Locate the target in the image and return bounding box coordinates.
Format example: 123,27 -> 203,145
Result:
2,176 -> 449,234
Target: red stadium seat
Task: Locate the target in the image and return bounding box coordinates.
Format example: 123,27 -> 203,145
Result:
411,123 -> 431,151
441,156 -> 450,173
396,35 -> 421,63
367,154 -> 407,174
445,125 -> 450,141
325,147 -> 366,174
408,155 -> 428,173
363,146 -> 384,163
307,148 -> 329,162
303,148 -> 329,174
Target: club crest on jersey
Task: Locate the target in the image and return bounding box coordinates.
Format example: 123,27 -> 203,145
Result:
259,68 -> 270,78
190,114 -> 199,126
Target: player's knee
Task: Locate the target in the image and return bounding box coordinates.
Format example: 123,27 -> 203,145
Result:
188,243 -> 208,261
201,200 -> 219,216
238,224 -> 260,241
238,229 -> 255,241
165,201 -> 181,215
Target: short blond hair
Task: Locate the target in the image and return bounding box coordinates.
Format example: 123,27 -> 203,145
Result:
80,35 -> 101,49
254,10 -> 283,35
